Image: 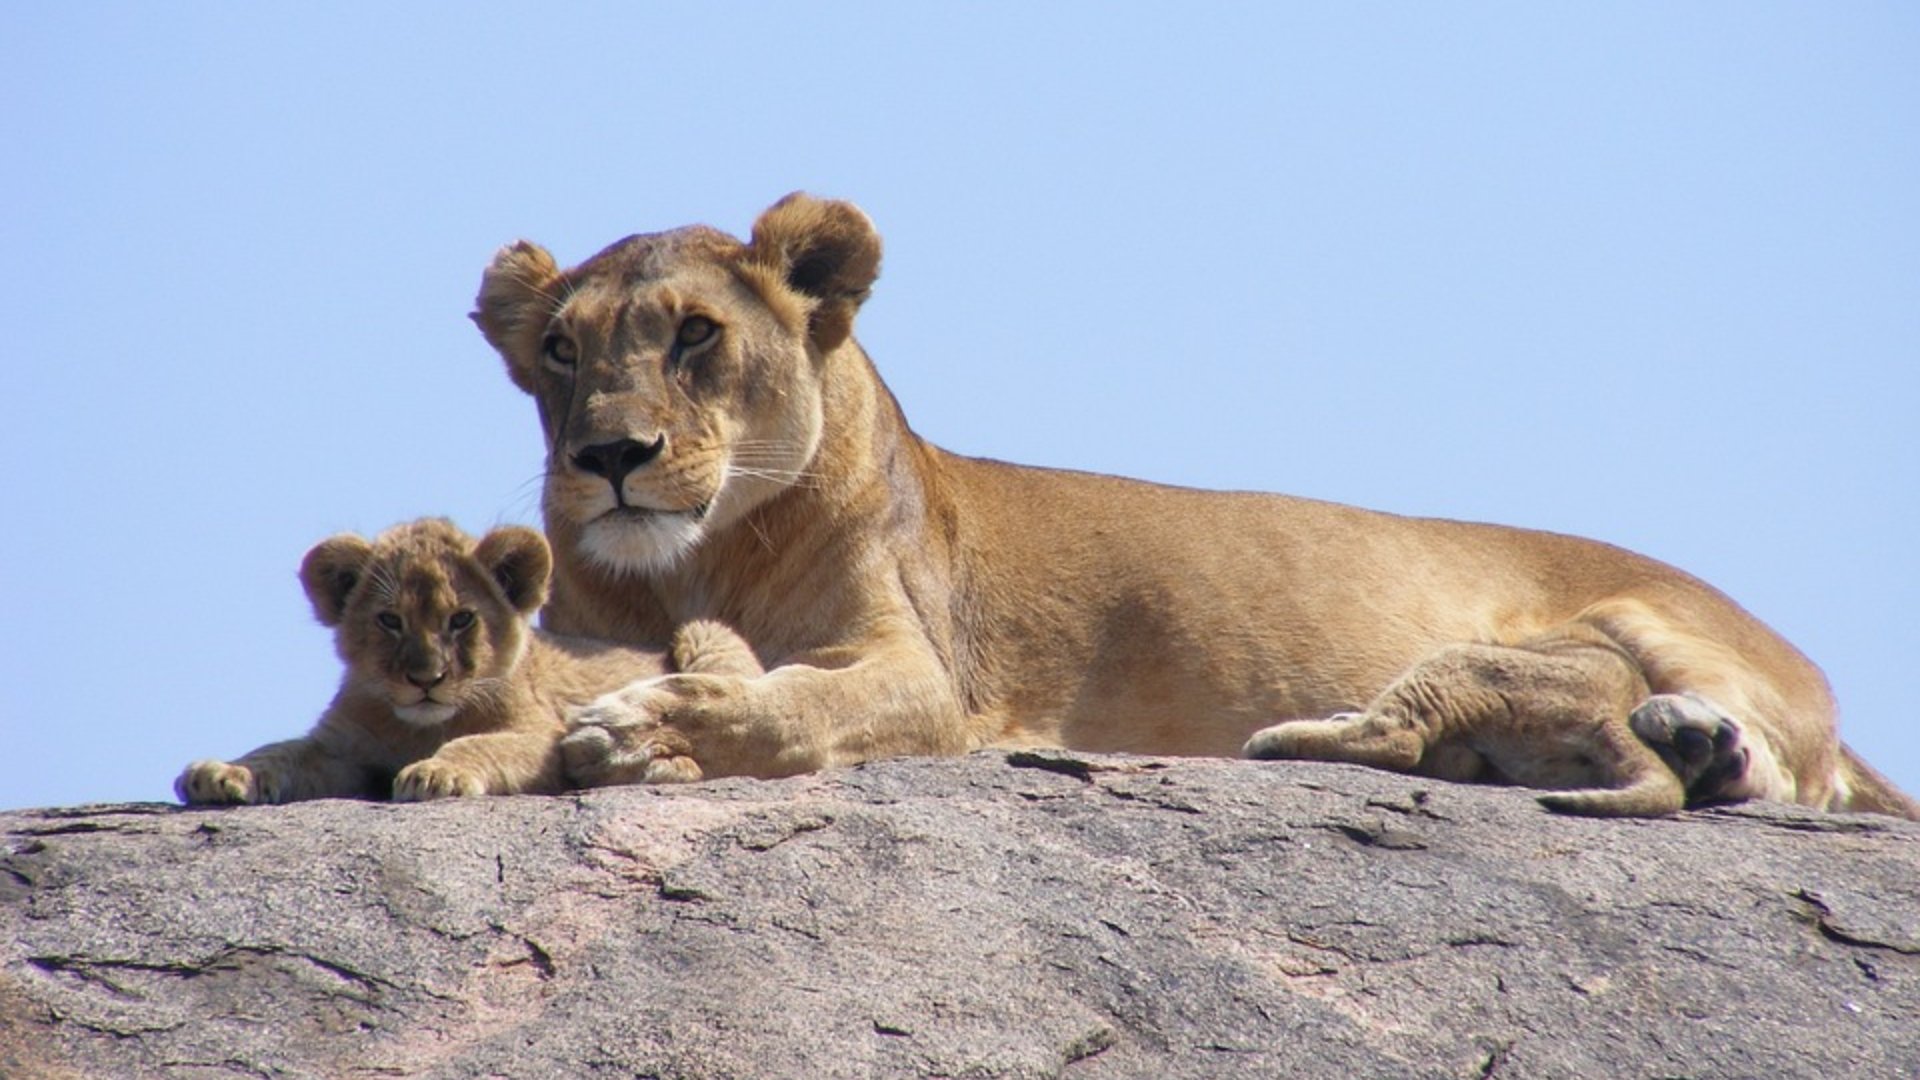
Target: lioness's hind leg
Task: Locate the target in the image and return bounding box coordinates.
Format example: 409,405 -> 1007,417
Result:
1533,723 -> 1687,817
1243,713 -> 1431,774
1536,768 -> 1686,817
1629,693 -> 1751,804
1246,636 -> 1693,815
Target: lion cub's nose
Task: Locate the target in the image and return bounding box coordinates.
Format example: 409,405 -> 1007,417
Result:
406,670 -> 447,690
572,436 -> 667,487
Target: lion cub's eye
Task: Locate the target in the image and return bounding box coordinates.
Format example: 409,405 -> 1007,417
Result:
448,610 -> 476,633
376,612 -> 403,633
675,316 -> 718,351
541,333 -> 578,370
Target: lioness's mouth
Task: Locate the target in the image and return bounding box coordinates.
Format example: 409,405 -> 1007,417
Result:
603,502 -> 711,523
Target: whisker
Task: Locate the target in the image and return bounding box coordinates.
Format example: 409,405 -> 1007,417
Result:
743,513 -> 777,557
502,471 -> 549,519
726,467 -> 821,491
362,561 -> 400,605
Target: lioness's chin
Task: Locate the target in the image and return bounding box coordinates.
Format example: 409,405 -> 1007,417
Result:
578,511 -> 706,577
393,701 -> 459,726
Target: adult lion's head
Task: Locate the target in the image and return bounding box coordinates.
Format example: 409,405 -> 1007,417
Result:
471,194 -> 882,576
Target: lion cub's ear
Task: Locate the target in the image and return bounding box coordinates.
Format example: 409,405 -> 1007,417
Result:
300,535 -> 375,628
472,526 -> 553,616
472,241 -> 562,394
746,193 -> 883,354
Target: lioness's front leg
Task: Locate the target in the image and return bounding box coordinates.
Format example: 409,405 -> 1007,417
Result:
561,639 -> 966,786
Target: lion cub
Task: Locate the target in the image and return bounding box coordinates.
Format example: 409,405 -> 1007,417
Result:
176,519 -> 761,805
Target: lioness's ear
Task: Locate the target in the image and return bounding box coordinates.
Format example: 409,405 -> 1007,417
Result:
473,526 -> 553,616
746,193 -> 882,354
300,535 -> 375,627
472,241 -> 562,394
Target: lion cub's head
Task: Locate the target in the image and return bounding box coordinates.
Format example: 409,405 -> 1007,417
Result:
300,519 -> 552,725
470,193 -> 882,577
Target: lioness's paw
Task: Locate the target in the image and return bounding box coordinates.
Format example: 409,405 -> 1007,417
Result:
566,681 -> 668,732
559,722 -> 704,788
671,619 -> 765,679
392,759 -> 486,801
175,760 -> 259,805
1629,693 -> 1749,802
561,685 -> 703,788
562,675 -> 736,787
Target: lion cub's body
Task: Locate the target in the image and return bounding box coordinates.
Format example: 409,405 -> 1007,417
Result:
472,194 -> 1917,819
176,520 -> 758,805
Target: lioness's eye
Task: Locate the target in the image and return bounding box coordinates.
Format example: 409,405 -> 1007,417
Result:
376,612 -> 403,633
676,316 -> 718,350
449,610 -> 476,632
541,333 -> 578,369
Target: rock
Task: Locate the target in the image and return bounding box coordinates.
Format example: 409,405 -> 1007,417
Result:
4,751 -> 1917,1078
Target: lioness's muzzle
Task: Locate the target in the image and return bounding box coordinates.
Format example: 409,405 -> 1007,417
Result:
571,435 -> 667,489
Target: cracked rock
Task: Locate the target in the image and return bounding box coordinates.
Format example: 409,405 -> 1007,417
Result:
3,751 -> 1917,1078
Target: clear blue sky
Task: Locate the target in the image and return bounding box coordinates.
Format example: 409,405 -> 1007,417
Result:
3,4 -> 1914,811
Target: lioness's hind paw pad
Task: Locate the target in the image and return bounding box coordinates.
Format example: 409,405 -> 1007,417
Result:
1629,693 -> 1750,800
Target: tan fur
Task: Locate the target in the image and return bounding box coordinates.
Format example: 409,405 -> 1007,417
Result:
470,194 -> 1918,819
175,520 -> 760,805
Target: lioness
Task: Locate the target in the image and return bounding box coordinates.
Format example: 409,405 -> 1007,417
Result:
176,519 -> 759,805
471,194 -> 1916,818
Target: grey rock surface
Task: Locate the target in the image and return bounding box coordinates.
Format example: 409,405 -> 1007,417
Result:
3,751 -> 1916,1079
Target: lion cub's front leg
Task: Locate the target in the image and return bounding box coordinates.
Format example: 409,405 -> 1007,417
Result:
175,736 -> 371,805
560,620 -> 766,787
393,730 -> 566,801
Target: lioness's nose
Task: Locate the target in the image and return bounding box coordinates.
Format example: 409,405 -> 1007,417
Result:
572,436 -> 666,486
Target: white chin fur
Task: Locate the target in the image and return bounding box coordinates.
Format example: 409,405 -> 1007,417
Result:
579,511 -> 705,577
393,701 -> 459,726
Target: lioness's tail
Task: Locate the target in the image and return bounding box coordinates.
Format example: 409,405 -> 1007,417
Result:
1835,744 -> 1920,820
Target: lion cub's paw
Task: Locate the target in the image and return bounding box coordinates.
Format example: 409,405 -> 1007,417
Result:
1629,693 -> 1749,801
393,759 -> 486,801
176,760 -> 261,805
